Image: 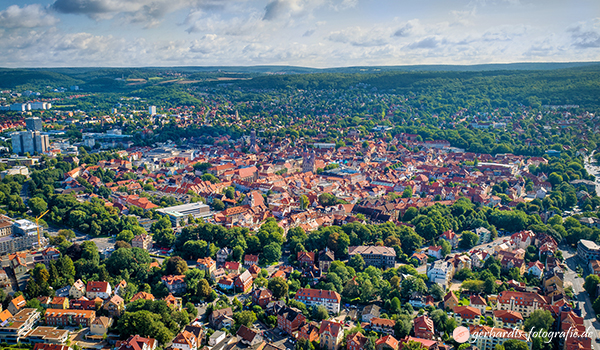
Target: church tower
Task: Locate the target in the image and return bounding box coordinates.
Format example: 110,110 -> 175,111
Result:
302,148 -> 316,173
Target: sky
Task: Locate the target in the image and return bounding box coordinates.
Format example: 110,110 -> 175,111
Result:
0,0 -> 598,67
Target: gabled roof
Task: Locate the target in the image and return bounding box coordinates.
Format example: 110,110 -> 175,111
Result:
236,325 -> 260,342
453,306 -> 482,317
319,320 -> 343,337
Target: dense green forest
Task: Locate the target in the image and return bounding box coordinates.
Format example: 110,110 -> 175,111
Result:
2,64 -> 600,110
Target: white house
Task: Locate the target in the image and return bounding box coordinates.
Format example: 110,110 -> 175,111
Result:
427,260 -> 454,287
527,261 -> 544,278
427,246 -> 443,260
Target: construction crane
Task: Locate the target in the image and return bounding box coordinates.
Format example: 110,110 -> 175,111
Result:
36,209 -> 49,249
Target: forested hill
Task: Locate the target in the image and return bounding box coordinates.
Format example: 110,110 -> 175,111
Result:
2,63 -> 600,110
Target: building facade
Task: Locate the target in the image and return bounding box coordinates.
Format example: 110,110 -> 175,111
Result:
348,246 -> 396,269
294,288 -> 341,314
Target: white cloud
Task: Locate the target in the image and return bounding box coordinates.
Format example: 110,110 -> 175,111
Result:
262,0 -> 355,21
50,0 -> 241,24
327,26 -> 390,47
0,4 -> 59,28
567,19 -> 600,48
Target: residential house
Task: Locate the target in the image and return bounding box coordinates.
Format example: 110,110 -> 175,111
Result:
376,335 -> 399,350
115,280 -> 128,297
70,297 -> 102,310
86,281 -> 112,299
69,280 -> 86,299
251,288 -> 273,308
216,247 -> 231,265
115,335 -> 157,350
411,253 -> 428,266
248,264 -> 262,278
131,292 -> 155,302
209,307 -> 234,329
347,332 -> 369,350
370,318 -> 396,335
9,252 -> 28,276
234,270 -> 253,293
103,295 -> 125,317
224,261 -> 241,274
470,250 -> 490,269
409,292 -> 433,309
413,315 -> 435,340
469,295 -> 487,314
197,257 -> 216,275
298,322 -> 320,342
318,248 -> 335,272
236,325 -> 263,346
427,246 -> 443,260
8,295 -> 27,315
182,325 -> 204,348
498,252 -> 526,274
48,297 -> 69,310
297,252 -> 315,267
453,306 -> 482,325
528,261 -> 545,278
212,268 -> 227,281
277,307 -> 306,335
493,310 -> 524,329
474,227 -> 491,244
132,234 -> 152,250
414,315 -> 435,339
243,254 -> 259,267
90,316 -> 113,336
361,304 -> 380,323
319,320 -> 344,350
163,294 -> 183,311
443,291 -> 459,310
40,247 -> 61,266
171,330 -> 198,350
161,275 -> 186,294
447,254 -> 472,272
590,260 -> 600,276
511,230 -> 536,250
440,230 -> 459,248
294,288 -> 341,314
45,309 -> 96,327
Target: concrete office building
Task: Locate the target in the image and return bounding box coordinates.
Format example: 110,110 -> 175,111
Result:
149,106 -> 157,115
11,131 -> 49,155
25,117 -> 43,131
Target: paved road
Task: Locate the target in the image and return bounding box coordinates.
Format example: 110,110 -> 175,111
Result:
584,152 -> 600,196
562,245 -> 600,350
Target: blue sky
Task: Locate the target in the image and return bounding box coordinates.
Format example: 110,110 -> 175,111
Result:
0,0 -> 598,67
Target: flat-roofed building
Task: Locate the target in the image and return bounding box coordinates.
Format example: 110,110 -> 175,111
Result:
578,239 -> 600,261
0,308 -> 41,344
157,203 -> 211,226
26,326 -> 69,344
